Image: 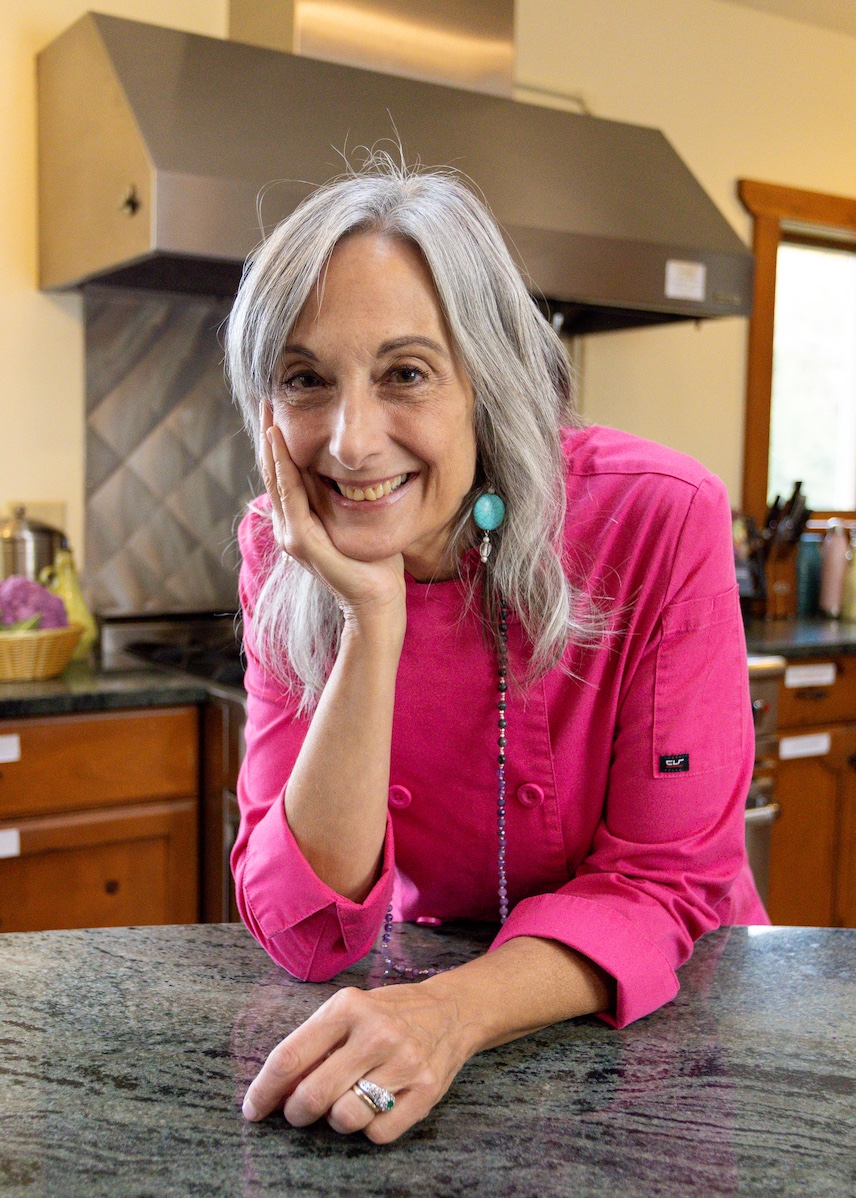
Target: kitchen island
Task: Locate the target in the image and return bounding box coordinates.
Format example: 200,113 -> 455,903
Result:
0,922 -> 853,1197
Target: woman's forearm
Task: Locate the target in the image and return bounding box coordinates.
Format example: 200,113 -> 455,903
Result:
423,936 -> 616,1059
284,612 -> 404,902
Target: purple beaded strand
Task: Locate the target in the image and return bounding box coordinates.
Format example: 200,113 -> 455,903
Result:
496,599 -> 509,923
381,598 -> 510,979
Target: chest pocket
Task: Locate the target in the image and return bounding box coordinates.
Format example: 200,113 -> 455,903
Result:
653,584 -> 745,778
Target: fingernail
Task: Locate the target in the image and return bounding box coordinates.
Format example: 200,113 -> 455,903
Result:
242,1096 -> 260,1121
266,428 -> 274,446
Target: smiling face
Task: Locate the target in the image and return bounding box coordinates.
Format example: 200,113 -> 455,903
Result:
271,231 -> 478,580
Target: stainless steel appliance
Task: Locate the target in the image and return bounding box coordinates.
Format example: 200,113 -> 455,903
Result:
746,654 -> 786,905
0,506 -> 68,582
37,11 -> 753,334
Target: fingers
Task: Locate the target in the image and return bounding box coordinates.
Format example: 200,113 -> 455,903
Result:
241,999 -> 348,1122
325,1077 -> 435,1142
241,985 -> 446,1143
268,425 -> 315,540
259,402 -> 310,537
258,402 -> 323,566
362,1089 -> 437,1145
258,401 -> 285,530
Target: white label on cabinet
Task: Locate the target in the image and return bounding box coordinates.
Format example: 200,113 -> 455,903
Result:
0,734 -> 20,764
779,732 -> 832,760
0,828 -> 20,859
665,259 -> 707,302
784,663 -> 836,688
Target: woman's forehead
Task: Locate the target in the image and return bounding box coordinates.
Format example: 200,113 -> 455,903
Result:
290,231 -> 451,349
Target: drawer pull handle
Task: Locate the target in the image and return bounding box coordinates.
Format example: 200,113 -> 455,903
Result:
745,802 -> 780,826
794,688 -> 831,701
104,879 -> 120,895
848,753 -> 856,773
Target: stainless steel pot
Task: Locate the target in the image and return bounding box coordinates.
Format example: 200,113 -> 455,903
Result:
0,505 -> 68,581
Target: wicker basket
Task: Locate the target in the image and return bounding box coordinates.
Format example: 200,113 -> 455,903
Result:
0,623 -> 83,682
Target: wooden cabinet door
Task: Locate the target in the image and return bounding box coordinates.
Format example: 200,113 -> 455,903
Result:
777,656 -> 856,730
768,723 -> 856,927
836,754 -> 856,928
0,800 -> 198,932
0,707 -> 198,820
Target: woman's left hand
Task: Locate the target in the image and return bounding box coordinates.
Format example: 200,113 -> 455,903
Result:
241,980 -> 474,1143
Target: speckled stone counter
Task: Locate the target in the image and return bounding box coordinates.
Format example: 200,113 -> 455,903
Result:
745,616 -> 856,659
1,923 -> 853,1197
0,661 -> 208,718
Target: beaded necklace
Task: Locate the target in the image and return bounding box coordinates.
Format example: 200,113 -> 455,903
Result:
380,598 -> 510,979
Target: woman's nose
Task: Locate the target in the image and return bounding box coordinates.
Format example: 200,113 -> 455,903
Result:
327,387 -> 387,469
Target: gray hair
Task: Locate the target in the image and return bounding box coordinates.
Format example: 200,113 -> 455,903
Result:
226,161 -> 604,709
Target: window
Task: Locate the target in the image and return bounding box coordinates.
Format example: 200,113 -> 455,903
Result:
768,241 -> 856,510
739,180 -> 856,522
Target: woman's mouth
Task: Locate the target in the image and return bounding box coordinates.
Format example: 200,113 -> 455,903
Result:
326,473 -> 411,502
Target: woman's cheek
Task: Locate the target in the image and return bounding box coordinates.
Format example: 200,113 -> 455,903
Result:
275,411 -> 320,471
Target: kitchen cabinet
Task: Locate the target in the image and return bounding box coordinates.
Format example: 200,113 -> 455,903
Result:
0,706 -> 199,932
768,656 -> 856,927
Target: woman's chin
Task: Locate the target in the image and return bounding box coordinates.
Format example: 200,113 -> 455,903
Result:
326,529 -> 408,565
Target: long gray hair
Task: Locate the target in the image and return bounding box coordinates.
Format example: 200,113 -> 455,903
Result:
226,161 -> 603,710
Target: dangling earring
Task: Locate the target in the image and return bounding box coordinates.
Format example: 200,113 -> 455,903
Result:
473,486 -> 506,563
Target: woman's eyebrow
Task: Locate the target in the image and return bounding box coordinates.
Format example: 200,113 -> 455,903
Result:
378,336 -> 448,357
281,343 -> 318,360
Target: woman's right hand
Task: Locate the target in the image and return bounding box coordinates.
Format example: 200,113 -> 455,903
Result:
259,402 -> 406,633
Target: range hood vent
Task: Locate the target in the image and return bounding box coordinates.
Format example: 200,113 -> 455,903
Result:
37,13 -> 752,334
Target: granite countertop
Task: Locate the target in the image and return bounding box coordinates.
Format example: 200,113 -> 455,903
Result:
744,616 -> 856,659
0,661 -> 213,719
1,923 -> 853,1197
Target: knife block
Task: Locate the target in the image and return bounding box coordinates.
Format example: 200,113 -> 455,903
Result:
764,549 -> 797,619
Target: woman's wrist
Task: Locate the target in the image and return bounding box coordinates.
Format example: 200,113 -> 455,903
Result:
341,597 -> 406,653
420,936 -> 615,1060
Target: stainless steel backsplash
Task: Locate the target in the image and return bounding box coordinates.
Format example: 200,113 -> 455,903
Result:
84,287 -> 257,614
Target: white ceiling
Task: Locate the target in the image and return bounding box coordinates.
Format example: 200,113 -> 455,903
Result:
715,0 -> 856,38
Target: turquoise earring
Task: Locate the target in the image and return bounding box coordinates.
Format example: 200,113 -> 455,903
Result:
473,486 -> 506,563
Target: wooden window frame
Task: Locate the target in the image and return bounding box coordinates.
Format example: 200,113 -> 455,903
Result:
739,179 -> 856,525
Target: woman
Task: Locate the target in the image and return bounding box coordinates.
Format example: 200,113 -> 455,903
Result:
226,163 -> 767,1145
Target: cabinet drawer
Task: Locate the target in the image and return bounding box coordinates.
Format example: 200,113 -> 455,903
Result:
0,707 -> 198,820
777,656 -> 856,729
0,799 -> 197,931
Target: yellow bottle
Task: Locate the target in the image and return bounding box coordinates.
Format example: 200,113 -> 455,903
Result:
841,532 -> 856,622
39,549 -> 98,660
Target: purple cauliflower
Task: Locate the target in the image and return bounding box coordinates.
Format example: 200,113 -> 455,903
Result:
0,576 -> 68,630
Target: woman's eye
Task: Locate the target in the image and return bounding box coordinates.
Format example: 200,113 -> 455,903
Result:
388,365 -> 426,385
282,370 -> 324,392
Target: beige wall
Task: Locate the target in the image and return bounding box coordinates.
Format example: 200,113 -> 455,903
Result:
4,0 -> 856,558
0,0 -> 228,563
516,0 -> 856,499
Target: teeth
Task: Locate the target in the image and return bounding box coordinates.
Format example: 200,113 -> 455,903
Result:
338,474 -> 407,502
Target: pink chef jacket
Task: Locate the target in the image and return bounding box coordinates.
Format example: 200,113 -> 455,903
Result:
232,425 -> 768,1029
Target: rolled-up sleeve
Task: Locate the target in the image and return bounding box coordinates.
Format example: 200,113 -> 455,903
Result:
490,474 -> 760,1027
231,507 -> 394,981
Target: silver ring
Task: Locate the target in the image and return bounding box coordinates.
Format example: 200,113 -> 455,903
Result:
351,1078 -> 395,1114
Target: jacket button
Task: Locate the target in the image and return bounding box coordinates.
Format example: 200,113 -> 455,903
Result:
517,783 -> 544,809
388,785 -> 412,809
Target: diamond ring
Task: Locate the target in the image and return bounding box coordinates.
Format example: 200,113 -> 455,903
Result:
351,1078 -> 396,1114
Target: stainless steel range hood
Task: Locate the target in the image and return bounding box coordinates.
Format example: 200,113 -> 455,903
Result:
37,12 -> 753,334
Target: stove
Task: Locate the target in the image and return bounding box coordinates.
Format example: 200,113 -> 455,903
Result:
99,612 -> 245,689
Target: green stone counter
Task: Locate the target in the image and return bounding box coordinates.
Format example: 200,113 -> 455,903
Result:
745,616 -> 856,658
0,661 -> 209,719
0,922 -> 853,1197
